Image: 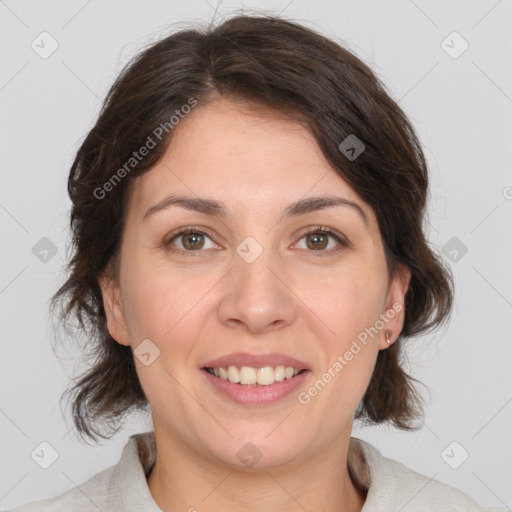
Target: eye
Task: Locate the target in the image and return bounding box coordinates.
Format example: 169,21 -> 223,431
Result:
163,225 -> 350,257
294,226 -> 350,256
164,227 -> 218,254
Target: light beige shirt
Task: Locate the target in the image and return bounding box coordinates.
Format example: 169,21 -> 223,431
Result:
9,431 -> 497,511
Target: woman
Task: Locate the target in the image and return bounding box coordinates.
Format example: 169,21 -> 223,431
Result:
11,13 -> 492,512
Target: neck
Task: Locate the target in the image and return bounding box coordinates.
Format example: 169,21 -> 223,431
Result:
146,426 -> 367,512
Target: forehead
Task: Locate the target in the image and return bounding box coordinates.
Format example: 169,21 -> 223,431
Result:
127,98 -> 375,226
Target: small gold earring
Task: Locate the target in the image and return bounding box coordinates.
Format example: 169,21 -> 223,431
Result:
385,330 -> 392,345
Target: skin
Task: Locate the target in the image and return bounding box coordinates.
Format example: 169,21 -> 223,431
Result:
100,97 -> 411,512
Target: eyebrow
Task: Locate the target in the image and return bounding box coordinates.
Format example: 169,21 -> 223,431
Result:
142,193 -> 368,226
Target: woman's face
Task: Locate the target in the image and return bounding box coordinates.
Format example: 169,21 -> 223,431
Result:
101,98 -> 410,469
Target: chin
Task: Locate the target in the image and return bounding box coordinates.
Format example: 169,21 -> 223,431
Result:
205,431 -> 303,470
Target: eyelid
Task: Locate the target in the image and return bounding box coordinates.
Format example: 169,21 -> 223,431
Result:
295,225 -> 350,246
293,225 -> 351,255
163,224 -> 351,255
163,225 -> 221,249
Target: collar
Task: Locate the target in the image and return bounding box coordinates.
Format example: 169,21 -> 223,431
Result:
111,431 -> 375,511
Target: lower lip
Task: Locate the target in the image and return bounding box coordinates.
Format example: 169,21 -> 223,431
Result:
201,369 -> 310,405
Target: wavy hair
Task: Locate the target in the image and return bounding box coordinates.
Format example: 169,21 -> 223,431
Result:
51,12 -> 454,442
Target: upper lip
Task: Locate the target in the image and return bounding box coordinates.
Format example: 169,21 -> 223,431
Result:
202,352 -> 311,370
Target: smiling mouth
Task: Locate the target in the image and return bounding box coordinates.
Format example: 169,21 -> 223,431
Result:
203,366 -> 308,386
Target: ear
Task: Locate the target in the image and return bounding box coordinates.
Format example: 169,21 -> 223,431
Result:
378,263 -> 411,350
98,272 -> 130,347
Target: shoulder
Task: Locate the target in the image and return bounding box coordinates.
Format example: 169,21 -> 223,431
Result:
6,465 -> 116,511
350,437 -> 499,511
6,432 -> 159,512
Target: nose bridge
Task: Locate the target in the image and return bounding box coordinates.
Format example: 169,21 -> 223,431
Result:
217,232 -> 296,332
234,232 -> 281,302
239,240 -> 276,287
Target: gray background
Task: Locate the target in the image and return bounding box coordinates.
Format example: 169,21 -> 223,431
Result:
1,0 -> 511,509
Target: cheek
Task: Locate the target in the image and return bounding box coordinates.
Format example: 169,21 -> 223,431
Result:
123,280 -> 183,343
306,266 -> 386,340
116,259 -> 169,351
120,258 -> 216,360
300,267 -> 383,399
121,274 -> 199,396
309,288 -> 380,412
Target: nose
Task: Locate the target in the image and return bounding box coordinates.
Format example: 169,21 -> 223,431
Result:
217,246 -> 297,334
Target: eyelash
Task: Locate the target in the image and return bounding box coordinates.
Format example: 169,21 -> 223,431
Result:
163,225 -> 351,258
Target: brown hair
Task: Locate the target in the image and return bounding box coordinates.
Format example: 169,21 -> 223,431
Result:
51,12 -> 453,442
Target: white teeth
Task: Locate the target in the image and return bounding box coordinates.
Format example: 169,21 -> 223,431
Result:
256,366 -> 274,385
227,365 -> 240,383
239,366 -> 257,385
274,365 -> 285,382
209,365 -> 303,385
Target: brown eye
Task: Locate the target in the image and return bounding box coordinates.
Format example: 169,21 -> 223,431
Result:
181,232 -> 205,250
165,228 -> 217,254
305,232 -> 329,250
295,226 -> 350,256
